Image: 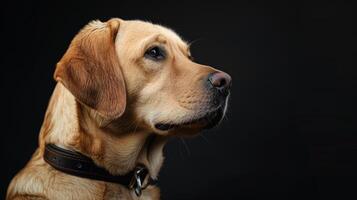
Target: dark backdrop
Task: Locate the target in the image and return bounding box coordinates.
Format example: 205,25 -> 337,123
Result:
1,0 -> 356,199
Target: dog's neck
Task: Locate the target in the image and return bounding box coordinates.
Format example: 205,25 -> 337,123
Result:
39,83 -> 167,178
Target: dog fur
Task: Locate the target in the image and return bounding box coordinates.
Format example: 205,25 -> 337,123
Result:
7,18 -> 230,200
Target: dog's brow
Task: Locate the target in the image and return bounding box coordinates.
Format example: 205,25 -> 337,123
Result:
141,34 -> 167,50
177,43 -> 191,57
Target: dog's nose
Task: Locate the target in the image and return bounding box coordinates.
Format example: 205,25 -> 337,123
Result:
208,72 -> 232,95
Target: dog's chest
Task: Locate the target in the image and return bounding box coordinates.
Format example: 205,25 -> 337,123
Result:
102,183 -> 159,200
102,183 -> 133,200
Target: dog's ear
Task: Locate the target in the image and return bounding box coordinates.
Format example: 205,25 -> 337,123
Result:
54,19 -> 126,119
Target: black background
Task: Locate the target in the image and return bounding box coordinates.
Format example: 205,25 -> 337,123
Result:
1,0 -> 356,199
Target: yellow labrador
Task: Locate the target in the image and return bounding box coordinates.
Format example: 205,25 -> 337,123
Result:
7,18 -> 231,200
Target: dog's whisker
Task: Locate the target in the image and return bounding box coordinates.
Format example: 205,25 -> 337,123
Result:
199,134 -> 209,144
180,138 -> 191,156
177,139 -> 186,159
187,37 -> 204,47
223,114 -> 229,121
132,121 -> 140,134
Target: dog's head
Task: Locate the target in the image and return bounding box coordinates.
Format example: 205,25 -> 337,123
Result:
55,18 -> 231,136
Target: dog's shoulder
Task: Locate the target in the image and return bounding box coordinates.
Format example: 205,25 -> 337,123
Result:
7,149 -> 102,200
7,149 -> 48,199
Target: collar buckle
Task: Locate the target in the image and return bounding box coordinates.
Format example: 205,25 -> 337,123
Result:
130,165 -> 149,197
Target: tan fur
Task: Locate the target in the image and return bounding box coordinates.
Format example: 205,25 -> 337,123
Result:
7,18 -> 226,200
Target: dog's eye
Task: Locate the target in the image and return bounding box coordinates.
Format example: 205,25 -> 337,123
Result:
145,46 -> 166,61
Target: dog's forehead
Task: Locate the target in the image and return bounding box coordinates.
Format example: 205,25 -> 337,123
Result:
122,20 -> 188,48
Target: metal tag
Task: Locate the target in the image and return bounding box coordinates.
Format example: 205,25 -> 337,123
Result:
130,166 -> 148,197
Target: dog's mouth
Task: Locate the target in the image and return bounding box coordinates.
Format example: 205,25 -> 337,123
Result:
154,107 -> 224,131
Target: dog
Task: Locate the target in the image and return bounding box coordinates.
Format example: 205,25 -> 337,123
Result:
6,18 -> 231,200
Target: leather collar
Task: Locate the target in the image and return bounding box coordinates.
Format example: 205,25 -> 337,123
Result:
44,143 -> 154,196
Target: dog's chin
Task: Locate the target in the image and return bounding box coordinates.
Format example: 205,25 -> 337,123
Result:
153,106 -> 225,135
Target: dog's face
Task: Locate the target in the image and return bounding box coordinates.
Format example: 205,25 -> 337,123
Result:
55,19 -> 231,136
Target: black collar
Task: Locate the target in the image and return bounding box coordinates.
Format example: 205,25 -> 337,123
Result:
44,143 -> 154,196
